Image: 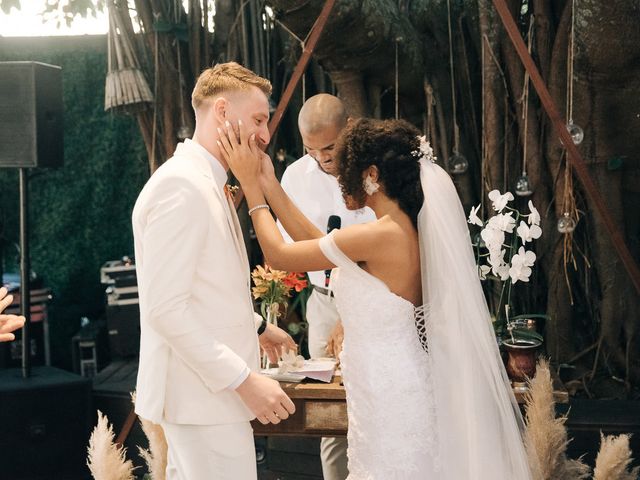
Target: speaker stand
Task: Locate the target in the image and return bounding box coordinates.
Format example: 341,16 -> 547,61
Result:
19,167 -> 31,378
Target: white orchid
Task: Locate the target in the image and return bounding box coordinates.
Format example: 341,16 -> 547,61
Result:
516,220 -> 542,243
468,194 -> 544,339
487,212 -> 516,233
527,200 -> 540,225
481,226 -> 505,252
479,265 -> 491,280
509,246 -> 537,283
468,204 -> 483,227
488,190 -> 515,213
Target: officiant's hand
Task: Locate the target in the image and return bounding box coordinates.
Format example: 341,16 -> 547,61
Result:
236,372 -> 296,424
325,319 -> 344,362
217,120 -> 262,190
0,287 -> 25,343
259,322 -> 297,364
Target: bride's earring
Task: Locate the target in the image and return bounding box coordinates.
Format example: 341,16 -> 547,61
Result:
363,175 -> 380,196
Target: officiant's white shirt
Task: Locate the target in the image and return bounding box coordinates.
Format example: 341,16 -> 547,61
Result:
278,154 -> 376,287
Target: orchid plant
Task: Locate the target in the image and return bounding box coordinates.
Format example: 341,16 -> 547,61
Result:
468,190 -> 545,344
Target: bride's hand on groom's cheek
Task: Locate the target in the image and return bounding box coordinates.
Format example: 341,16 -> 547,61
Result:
217,120 -> 262,187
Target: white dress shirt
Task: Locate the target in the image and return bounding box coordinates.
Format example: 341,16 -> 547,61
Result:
279,154 -> 376,287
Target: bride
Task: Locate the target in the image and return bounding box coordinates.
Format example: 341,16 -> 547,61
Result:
218,117 -> 534,479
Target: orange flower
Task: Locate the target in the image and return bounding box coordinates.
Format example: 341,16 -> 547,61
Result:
283,272 -> 308,292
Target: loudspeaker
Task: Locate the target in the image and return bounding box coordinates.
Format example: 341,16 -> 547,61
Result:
0,61 -> 63,168
0,366 -> 92,479
106,301 -> 141,358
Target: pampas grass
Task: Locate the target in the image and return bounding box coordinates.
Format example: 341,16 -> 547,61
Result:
524,359 -> 591,480
137,417 -> 168,480
87,410 -> 136,480
131,392 -> 168,480
593,433 -> 639,480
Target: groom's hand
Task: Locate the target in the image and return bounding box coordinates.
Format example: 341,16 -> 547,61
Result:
235,372 -> 296,425
259,322 -> 297,364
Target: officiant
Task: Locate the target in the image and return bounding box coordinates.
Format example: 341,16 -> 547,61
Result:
277,94 -> 376,480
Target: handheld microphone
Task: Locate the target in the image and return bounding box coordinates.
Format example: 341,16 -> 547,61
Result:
325,215 -> 342,287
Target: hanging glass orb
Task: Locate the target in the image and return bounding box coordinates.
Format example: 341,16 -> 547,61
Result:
447,153 -> 468,174
566,122 -> 584,145
557,212 -> 577,234
177,124 -> 193,140
515,173 -> 533,197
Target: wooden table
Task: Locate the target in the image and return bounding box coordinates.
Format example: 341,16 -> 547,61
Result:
252,372 -> 569,437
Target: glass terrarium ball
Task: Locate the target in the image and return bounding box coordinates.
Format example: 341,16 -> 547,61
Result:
177,124 -> 194,140
515,174 -> 533,197
447,153 -> 469,174
557,212 -> 577,233
566,123 -> 584,145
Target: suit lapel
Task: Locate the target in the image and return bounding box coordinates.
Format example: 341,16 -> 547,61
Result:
211,185 -> 250,278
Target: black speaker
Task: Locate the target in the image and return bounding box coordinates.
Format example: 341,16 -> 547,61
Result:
0,61 -> 63,168
0,366 -> 92,479
106,301 -> 141,358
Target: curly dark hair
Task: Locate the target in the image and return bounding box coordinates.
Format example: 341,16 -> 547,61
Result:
335,118 -> 424,228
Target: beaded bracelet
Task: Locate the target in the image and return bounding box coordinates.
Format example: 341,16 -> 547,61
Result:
248,204 -> 270,216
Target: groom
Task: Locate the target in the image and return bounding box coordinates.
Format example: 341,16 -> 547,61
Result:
132,62 -> 296,480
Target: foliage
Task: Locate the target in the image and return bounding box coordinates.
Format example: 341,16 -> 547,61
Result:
0,36 -> 148,368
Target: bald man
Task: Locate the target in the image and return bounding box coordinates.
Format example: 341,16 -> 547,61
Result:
278,94 -> 376,480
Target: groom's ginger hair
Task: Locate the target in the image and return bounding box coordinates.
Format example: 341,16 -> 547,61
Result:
191,62 -> 272,110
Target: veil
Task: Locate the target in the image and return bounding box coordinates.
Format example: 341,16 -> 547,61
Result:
417,151 -> 535,479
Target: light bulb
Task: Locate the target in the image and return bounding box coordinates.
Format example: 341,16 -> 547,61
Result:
566,123 -> 584,145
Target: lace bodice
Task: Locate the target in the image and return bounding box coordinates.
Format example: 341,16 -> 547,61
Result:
319,232 -> 439,479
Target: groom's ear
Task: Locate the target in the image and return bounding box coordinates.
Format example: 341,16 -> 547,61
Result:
212,97 -> 228,124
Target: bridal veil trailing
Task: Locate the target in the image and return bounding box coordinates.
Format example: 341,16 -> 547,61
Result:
417,143 -> 536,479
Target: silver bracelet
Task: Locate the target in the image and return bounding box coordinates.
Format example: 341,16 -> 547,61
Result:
248,204 -> 270,216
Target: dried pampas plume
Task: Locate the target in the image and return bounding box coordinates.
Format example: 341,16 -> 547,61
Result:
593,433 -> 639,480
524,358 -> 591,480
131,392 -> 168,480
87,410 -> 135,480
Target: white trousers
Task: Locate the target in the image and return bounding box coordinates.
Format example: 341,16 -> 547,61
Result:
306,289 -> 349,480
161,421 -> 257,480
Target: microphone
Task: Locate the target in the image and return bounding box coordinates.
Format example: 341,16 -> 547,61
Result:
325,215 -> 342,287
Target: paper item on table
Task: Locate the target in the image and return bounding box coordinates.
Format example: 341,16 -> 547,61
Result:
288,359 -> 337,383
261,368 -> 305,383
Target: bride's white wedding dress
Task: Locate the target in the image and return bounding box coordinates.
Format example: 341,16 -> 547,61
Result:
319,232 -> 439,480
314,153 -> 535,480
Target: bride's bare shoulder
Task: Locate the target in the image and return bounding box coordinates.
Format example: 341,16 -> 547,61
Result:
332,219 -> 398,261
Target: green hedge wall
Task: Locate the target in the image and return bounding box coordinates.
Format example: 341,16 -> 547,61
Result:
0,36 -> 149,369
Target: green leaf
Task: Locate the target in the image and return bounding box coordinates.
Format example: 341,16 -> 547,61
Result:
509,329 -> 544,343
511,313 -> 551,321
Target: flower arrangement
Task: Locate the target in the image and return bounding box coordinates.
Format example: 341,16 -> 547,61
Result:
468,190 -> 545,343
251,264 -> 308,321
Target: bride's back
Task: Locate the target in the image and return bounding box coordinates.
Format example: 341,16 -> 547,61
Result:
357,215 -> 422,307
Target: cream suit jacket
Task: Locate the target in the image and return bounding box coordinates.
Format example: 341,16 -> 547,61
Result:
132,140 -> 260,425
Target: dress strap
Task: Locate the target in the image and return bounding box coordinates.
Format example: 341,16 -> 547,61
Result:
318,230 -> 358,271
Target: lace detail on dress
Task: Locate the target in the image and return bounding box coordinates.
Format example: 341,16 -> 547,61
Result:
415,304 -> 430,353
